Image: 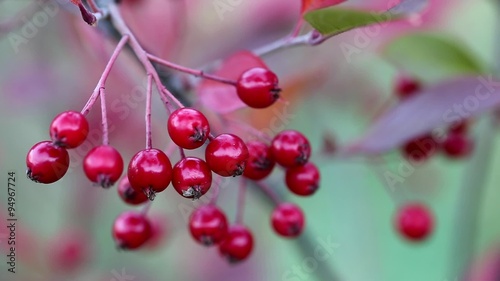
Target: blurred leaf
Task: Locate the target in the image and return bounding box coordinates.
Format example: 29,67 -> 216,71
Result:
343,76 -> 500,154
304,0 -> 428,36
198,51 -> 268,114
301,0 -> 346,14
384,32 -> 486,82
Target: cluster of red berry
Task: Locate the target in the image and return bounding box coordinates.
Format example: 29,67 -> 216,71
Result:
26,67 -> 321,263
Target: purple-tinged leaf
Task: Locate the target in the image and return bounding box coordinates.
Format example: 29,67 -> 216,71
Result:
343,76 -> 500,155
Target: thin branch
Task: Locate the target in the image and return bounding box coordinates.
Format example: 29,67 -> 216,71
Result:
86,0 -> 100,13
145,74 -> 153,149
99,88 -> 109,145
254,181 -> 281,205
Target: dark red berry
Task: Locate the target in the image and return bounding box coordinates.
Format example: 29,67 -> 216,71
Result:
127,148 -> 173,200
285,162 -> 320,196
243,141 -> 275,180
112,211 -> 152,250
271,130 -> 311,168
189,205 -> 228,246
395,75 -> 421,99
219,225 -> 254,263
26,141 -> 69,184
271,203 -> 305,238
167,108 -> 210,149
402,134 -> 439,163
117,177 -> 148,205
442,133 -> 473,159
172,157 -> 212,199
205,134 -> 249,177
236,67 -> 281,108
50,111 -> 89,148
83,145 -> 123,188
395,203 -> 433,241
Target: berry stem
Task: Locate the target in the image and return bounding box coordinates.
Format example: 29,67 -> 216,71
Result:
179,147 -> 186,158
145,74 -> 153,149
108,4 -> 184,111
81,35 -> 129,116
87,0 -> 100,13
254,182 -> 280,205
209,176 -> 222,205
141,200 -> 153,216
235,178 -> 247,224
147,54 -> 237,86
99,88 -> 109,145
253,31 -> 312,57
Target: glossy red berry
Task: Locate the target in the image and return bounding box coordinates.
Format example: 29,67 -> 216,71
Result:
172,157 -> 212,199
167,108 -> 210,149
26,141 -> 69,184
112,211 -> 152,250
395,75 -> 421,99
50,111 -> 89,148
402,134 -> 439,163
285,162 -> 320,196
236,67 -> 281,108
219,225 -> 254,263
83,145 -> 123,188
395,203 -> 434,241
271,130 -> 311,168
127,148 -> 173,200
189,205 -> 228,246
271,203 -> 305,238
442,133 -> 473,159
243,141 -> 275,180
117,177 -> 148,205
205,134 -> 249,177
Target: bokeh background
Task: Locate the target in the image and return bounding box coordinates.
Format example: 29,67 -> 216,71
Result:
1,0 -> 500,280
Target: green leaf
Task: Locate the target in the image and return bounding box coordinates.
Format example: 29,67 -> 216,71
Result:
304,8 -> 403,36
383,32 -> 486,82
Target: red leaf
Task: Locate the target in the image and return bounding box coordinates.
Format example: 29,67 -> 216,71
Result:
344,76 -> 500,155
198,51 -> 268,114
301,0 -> 347,14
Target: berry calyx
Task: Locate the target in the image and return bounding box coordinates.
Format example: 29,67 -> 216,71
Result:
127,148 -> 173,200
219,225 -> 254,263
395,75 -> 421,99
50,111 -> 89,148
243,141 -> 275,180
117,177 -> 148,205
205,134 -> 249,177
271,203 -> 305,238
271,130 -> 311,168
236,67 -> 280,108
285,162 -> 320,196
112,211 -> 152,250
189,205 -> 228,246
26,141 -> 69,184
83,145 -> 123,188
172,157 -> 212,199
442,133 -> 473,159
402,134 -> 439,163
395,203 -> 434,242
167,108 -> 210,150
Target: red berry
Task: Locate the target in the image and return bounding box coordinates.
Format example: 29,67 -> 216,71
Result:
172,157 -> 212,199
271,130 -> 311,168
271,203 -> 305,238
219,225 -> 254,263
402,134 -> 439,163
395,203 -> 434,241
243,141 -> 275,180
83,145 -> 123,188
395,75 -> 421,99
117,177 -> 148,205
26,141 -> 69,184
112,211 -> 152,250
205,134 -> 249,177
167,108 -> 210,149
285,162 -> 320,196
236,67 -> 281,108
127,148 -> 173,200
50,111 -> 89,148
442,133 -> 473,159
189,205 -> 228,246
48,230 -> 90,273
